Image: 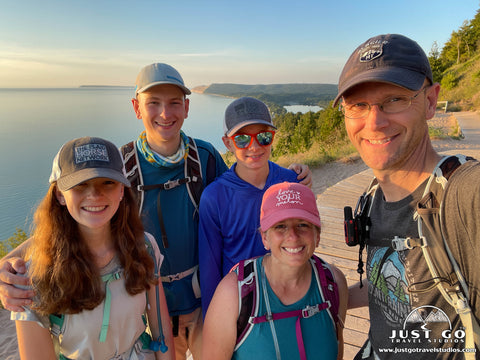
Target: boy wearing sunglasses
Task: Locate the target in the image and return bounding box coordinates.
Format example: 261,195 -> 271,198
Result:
198,96 -> 310,318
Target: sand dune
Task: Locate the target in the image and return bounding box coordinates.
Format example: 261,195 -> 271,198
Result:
0,309 -> 19,360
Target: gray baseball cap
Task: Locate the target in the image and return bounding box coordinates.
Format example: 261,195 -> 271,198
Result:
224,97 -> 276,137
49,137 -> 130,191
135,63 -> 191,96
334,34 -> 433,106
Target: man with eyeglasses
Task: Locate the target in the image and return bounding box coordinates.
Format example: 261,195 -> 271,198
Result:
335,34 -> 480,359
198,96 -> 311,318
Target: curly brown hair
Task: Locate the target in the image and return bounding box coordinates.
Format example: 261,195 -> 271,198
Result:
29,184 -> 157,316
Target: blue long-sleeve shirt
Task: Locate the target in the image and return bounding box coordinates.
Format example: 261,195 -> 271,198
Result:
198,161 -> 299,317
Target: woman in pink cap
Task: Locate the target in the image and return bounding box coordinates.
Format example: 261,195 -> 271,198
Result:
202,182 -> 348,360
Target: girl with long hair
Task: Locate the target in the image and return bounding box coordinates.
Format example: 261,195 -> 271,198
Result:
11,136 -> 174,360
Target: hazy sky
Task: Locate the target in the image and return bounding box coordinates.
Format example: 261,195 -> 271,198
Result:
0,0 -> 478,88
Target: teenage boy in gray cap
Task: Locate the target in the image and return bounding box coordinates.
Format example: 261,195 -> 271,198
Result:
336,34 -> 480,359
0,64 -> 311,360
198,97 -> 306,318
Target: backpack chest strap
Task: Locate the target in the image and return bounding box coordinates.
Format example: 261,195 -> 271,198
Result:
391,236 -> 427,251
161,265 -> 198,283
249,302 -> 330,325
138,176 -> 199,192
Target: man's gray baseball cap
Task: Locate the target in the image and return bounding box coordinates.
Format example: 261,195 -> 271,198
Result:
224,97 -> 276,137
334,34 -> 433,106
135,63 -> 191,96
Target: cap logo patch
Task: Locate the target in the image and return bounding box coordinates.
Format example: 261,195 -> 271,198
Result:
276,189 -> 303,207
234,103 -> 247,115
359,40 -> 388,62
75,144 -> 109,164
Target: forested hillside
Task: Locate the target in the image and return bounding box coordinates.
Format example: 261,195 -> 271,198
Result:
193,83 -> 337,108
429,8 -> 480,110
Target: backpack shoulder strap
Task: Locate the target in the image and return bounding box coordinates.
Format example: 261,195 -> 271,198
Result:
144,233 -> 168,353
185,137 -> 217,211
234,258 -> 260,350
405,155 -> 480,357
120,141 -> 144,212
185,137 -> 203,212
311,255 -> 341,330
49,313 -> 65,337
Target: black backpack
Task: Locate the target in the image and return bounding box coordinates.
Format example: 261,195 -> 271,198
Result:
120,137 -> 217,248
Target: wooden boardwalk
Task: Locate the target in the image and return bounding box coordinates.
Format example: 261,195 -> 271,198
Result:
315,168 -> 373,359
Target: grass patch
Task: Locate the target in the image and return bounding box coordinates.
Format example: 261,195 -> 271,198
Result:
221,138 -> 357,169
428,126 -> 448,140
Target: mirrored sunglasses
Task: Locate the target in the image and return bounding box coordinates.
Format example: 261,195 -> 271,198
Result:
230,130 -> 275,149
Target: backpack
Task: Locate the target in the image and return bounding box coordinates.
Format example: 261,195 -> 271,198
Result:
345,154 -> 480,359
49,234 -> 168,359
233,254 -> 340,360
120,137 -> 217,249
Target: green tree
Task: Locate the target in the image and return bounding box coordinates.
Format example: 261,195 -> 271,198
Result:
429,41 -> 445,82
394,279 -> 408,304
369,261 -> 380,284
469,9 -> 480,51
378,274 -> 389,298
0,228 -> 27,259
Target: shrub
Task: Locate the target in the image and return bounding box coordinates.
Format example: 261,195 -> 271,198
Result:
441,72 -> 458,90
0,228 -> 27,259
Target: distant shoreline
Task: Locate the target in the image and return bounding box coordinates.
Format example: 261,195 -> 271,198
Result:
79,85 -> 134,88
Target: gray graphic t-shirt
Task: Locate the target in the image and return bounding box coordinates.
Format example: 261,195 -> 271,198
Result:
366,181 -> 464,359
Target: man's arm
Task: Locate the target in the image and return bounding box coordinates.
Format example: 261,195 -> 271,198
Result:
0,238 -> 35,311
348,281 -> 369,309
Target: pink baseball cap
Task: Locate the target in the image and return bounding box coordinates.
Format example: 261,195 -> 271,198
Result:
260,182 -> 321,231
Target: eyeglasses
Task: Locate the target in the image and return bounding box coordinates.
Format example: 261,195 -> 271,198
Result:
229,130 -> 275,149
341,87 -> 428,119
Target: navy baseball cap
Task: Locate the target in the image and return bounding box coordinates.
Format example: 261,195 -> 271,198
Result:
224,97 -> 276,137
334,34 -> 433,106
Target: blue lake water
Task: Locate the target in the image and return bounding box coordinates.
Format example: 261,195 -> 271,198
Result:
0,88 -> 319,241
0,88 -> 233,241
